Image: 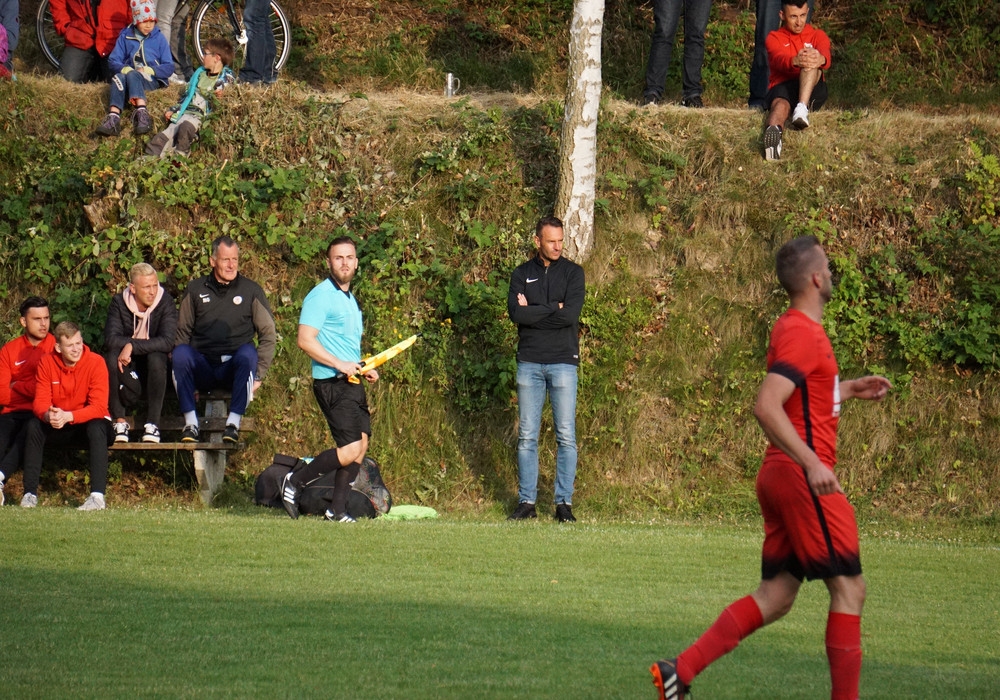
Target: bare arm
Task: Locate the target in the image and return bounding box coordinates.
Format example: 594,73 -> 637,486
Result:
754,372 -> 842,496
840,375 -> 892,402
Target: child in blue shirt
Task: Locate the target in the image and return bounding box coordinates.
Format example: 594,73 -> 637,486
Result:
145,37 -> 235,157
96,0 -> 173,137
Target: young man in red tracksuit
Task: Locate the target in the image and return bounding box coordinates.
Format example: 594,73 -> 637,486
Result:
651,236 -> 892,700
761,0 -> 831,161
20,321 -> 113,510
0,297 -> 56,506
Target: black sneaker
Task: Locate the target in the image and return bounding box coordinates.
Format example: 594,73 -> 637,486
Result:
180,424 -> 199,443
507,501 -> 537,520
651,658 -> 689,700
133,107 -> 153,135
642,93 -> 659,107
222,424 -> 239,443
281,472 -> 300,519
763,125 -> 782,161
555,503 -> 577,522
680,95 -> 704,108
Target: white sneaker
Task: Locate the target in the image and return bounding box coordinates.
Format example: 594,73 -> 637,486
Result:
20,492 -> 38,508
113,421 -> 130,443
791,102 -> 809,129
142,423 -> 161,443
78,493 -> 106,511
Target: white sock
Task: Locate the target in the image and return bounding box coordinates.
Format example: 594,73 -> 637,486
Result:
227,413 -> 242,428
184,411 -> 198,427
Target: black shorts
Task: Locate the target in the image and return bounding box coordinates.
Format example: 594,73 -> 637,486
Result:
766,78 -> 828,111
313,377 -> 371,447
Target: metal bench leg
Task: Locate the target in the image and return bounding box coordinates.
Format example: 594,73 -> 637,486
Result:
194,449 -> 227,505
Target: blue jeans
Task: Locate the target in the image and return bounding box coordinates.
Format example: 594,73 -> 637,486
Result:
171,343 -> 257,416
516,362 -> 578,505
748,0 -> 813,108
110,69 -> 158,110
644,0 -> 713,101
239,0 -> 277,84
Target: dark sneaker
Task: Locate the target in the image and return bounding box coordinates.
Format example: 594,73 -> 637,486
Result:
763,125 -> 782,161
113,421 -> 130,443
651,658 -> 689,700
555,503 -> 577,522
680,95 -> 704,108
642,93 -> 658,107
133,107 -> 153,135
180,424 -> 199,443
222,424 -> 239,443
324,510 -> 356,523
96,112 -> 121,136
507,501 -> 537,520
281,472 -> 300,519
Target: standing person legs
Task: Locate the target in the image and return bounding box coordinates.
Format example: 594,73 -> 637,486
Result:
240,0 -> 276,84
514,361 -> 546,505
547,363 -> 578,507
643,0 -> 683,104
679,0 -> 712,103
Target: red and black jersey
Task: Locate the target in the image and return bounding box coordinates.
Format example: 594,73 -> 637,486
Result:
764,308 -> 840,469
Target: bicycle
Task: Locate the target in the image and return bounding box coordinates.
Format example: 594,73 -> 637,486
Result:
36,0 -> 290,75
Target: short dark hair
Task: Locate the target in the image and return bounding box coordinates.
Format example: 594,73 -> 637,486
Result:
781,0 -> 809,10
535,216 -> 564,237
19,296 -> 49,318
326,235 -> 357,256
203,38 -> 234,67
775,235 -> 823,294
211,235 -> 238,257
53,320 -> 80,341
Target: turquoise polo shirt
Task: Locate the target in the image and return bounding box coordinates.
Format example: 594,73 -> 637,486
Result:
299,278 -> 363,379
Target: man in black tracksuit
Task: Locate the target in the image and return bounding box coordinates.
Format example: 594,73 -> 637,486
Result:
172,235 -> 276,443
506,216 -> 586,523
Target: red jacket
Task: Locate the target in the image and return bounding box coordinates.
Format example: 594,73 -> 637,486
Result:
766,24 -> 831,90
33,343 -> 110,424
49,0 -> 130,57
0,333 -> 57,413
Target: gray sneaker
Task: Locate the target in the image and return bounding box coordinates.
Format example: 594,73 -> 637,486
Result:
78,493 -> 106,511
96,112 -> 121,136
133,108 -> 153,136
20,492 -> 38,508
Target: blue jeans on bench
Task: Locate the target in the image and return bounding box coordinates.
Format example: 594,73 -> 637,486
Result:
171,343 -> 257,416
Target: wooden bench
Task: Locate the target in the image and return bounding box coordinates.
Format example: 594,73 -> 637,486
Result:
110,393 -> 255,505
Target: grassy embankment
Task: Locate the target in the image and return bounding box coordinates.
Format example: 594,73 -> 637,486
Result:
1,1 -> 999,523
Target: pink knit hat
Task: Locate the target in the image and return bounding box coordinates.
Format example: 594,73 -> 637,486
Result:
131,0 -> 156,23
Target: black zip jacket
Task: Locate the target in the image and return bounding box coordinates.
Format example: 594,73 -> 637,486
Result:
507,254 -> 585,365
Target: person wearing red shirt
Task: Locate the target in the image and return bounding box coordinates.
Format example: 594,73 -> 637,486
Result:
0,297 -> 55,506
651,236 -> 891,700
49,0 -> 130,83
20,321 -> 113,510
761,0 -> 831,161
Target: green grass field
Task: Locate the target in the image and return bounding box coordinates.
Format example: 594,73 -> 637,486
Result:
2,509 -> 997,698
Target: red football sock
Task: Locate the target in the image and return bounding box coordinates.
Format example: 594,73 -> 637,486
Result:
826,612 -> 862,700
676,595 -> 764,685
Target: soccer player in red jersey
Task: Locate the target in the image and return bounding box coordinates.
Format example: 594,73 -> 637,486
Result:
652,236 -> 892,700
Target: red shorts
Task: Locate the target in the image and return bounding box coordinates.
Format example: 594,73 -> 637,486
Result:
756,459 -> 862,582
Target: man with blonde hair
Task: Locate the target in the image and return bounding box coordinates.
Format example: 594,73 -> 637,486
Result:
104,262 -> 178,443
21,321 -> 113,510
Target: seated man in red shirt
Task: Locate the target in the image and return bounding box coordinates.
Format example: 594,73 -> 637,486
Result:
20,321 -> 113,510
762,0 -> 831,161
0,297 -> 56,505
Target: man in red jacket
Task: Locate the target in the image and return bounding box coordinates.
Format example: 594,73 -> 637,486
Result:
0,297 -> 55,506
49,0 -> 130,83
761,0 -> 831,161
20,321 -> 113,510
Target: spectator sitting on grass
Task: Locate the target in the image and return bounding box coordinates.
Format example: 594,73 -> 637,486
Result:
96,0 -> 174,138
761,0 -> 830,161
145,37 -> 234,158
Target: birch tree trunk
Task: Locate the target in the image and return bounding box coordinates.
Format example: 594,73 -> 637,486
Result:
555,0 -> 605,262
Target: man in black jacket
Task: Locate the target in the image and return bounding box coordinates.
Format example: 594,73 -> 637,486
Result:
172,236 -> 276,443
104,263 -> 178,443
506,216 -> 586,523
